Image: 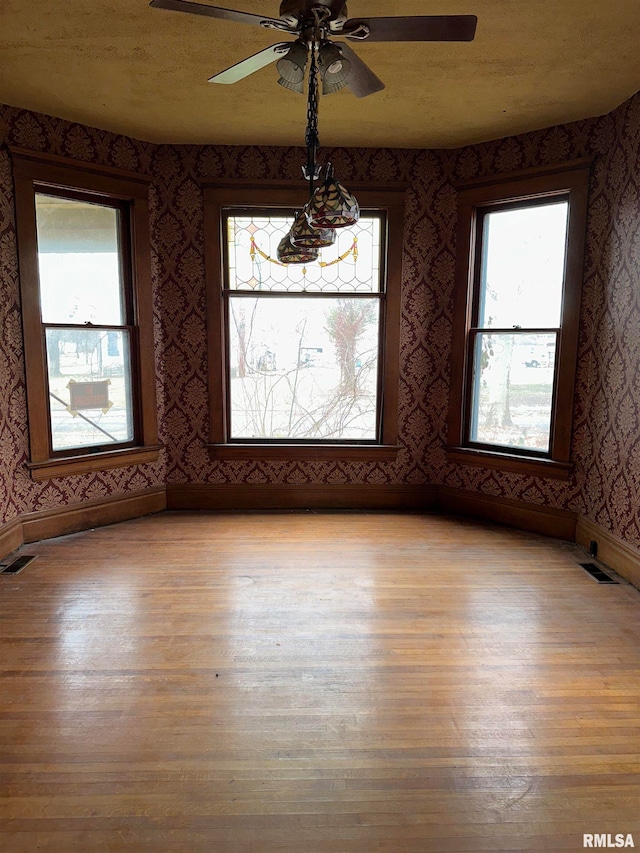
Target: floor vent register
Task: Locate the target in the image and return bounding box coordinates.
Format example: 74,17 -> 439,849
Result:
0,555 -> 38,575
579,562 -> 619,584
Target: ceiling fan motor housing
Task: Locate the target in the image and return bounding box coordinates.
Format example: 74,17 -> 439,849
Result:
278,0 -> 348,28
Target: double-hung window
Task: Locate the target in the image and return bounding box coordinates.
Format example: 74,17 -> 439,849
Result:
12,149 -> 159,479
448,161 -> 591,478
204,184 -> 405,459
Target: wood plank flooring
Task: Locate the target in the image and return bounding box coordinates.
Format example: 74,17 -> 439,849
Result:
1,511 -> 640,852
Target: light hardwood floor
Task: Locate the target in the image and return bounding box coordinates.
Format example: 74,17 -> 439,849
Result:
1,511 -> 640,852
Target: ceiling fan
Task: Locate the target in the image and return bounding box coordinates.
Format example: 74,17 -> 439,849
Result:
149,0 -> 478,98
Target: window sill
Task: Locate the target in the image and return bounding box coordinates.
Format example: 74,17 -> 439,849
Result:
446,447 -> 572,480
207,443 -> 400,461
27,446 -> 162,481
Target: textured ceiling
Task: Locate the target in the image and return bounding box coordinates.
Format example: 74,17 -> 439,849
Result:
2,0 -> 640,149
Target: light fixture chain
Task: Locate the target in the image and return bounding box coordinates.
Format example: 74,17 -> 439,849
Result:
305,43 -> 320,196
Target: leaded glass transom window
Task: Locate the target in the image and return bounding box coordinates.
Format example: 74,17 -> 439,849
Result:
226,212 -> 381,293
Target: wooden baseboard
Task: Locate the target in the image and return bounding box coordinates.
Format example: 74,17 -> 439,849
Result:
576,516 -> 640,589
20,487 -> 167,545
5,481 -> 639,597
167,483 -> 437,511
437,485 -> 577,540
0,518 -> 24,561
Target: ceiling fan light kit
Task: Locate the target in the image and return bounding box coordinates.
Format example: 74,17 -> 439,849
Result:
276,39 -> 308,84
276,75 -> 304,93
317,41 -> 350,93
150,0 -> 478,263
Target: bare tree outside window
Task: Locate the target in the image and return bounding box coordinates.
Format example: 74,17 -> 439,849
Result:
325,298 -> 377,396
224,213 -> 384,442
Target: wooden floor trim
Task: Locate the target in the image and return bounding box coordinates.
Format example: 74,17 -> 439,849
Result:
22,486 -> 167,543
0,487 -> 166,560
576,515 -> 640,588
0,517 -> 23,560
166,483 -> 437,511
4,481 -> 640,595
437,484 -> 577,540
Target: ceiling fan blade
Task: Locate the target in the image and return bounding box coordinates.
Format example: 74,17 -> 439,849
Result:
208,42 -> 290,84
338,42 -> 385,99
342,15 -> 478,43
149,0 -> 292,32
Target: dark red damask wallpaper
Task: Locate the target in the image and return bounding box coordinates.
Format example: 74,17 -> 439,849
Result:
442,99 -> 640,551
0,91 -> 638,551
0,110 -> 166,524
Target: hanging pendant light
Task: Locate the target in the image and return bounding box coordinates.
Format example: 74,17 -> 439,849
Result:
307,162 -> 360,229
275,10 -> 359,263
289,207 -> 336,249
276,232 -> 319,264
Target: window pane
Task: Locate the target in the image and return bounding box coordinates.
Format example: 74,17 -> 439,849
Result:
226,213 -> 382,293
36,194 -> 125,325
228,296 -> 380,440
469,332 -> 556,452
45,328 -> 134,451
478,201 -> 568,329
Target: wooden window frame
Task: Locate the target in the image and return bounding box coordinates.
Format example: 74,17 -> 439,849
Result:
11,147 -> 160,480
203,181 -> 406,460
447,160 -> 592,480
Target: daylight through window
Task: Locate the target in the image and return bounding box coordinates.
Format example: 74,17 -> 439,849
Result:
224,211 -> 384,443
469,199 -> 569,453
11,148 -> 159,478
448,161 -> 591,477
36,193 -> 135,452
